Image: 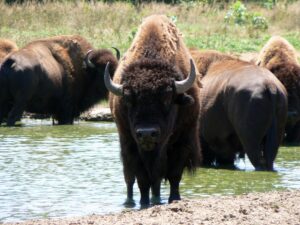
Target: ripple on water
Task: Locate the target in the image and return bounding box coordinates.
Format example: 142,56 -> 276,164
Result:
0,120 -> 300,222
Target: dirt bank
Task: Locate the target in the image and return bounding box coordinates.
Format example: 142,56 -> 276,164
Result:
5,190 -> 300,225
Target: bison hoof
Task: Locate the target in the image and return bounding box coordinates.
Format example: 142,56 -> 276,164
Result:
168,195 -> 181,204
140,198 -> 150,208
151,196 -> 162,205
123,198 -> 135,208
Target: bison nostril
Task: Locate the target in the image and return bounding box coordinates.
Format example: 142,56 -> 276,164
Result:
135,127 -> 160,140
136,130 -> 143,139
151,130 -> 160,138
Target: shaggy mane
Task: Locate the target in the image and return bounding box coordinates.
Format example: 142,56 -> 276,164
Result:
121,58 -> 183,92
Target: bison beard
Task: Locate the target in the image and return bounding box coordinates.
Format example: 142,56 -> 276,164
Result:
107,15 -> 201,207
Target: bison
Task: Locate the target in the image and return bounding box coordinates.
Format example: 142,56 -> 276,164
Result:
0,35 -> 118,126
105,15 -> 202,206
191,49 -> 287,171
0,39 -> 18,64
256,36 -> 300,144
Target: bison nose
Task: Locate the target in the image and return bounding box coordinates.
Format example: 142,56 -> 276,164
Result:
136,127 -> 161,141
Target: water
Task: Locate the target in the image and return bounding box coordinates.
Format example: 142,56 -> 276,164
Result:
0,119 -> 299,222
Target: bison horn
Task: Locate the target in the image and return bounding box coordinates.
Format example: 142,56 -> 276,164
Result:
84,49 -> 95,68
104,62 -> 123,96
112,47 -> 121,61
175,59 -> 196,94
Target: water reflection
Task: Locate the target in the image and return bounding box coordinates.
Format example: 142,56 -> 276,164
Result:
0,120 -> 299,222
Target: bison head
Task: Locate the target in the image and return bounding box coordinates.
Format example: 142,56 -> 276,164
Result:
269,62 -> 300,126
84,48 -> 119,74
106,59 -> 196,152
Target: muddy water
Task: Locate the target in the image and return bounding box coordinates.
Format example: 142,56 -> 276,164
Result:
0,119 -> 299,222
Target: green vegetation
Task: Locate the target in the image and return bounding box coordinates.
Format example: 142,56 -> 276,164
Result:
0,0 -> 299,55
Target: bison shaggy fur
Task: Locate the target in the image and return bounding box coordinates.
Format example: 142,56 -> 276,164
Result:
257,36 -> 300,144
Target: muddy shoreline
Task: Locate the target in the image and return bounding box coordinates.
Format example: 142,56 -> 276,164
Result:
23,105 -> 113,122
4,190 -> 300,225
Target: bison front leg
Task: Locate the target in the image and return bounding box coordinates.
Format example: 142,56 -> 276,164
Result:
167,149 -> 186,203
120,135 -> 138,207
168,176 -> 181,203
136,174 -> 151,206
151,179 -> 162,205
167,126 -> 201,203
123,160 -> 135,207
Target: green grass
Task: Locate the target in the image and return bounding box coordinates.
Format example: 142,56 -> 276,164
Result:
0,0 -> 299,55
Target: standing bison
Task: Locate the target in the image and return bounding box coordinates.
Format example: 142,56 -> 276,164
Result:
256,36 -> 300,144
0,35 -> 118,126
191,50 -> 287,171
0,39 -> 18,64
106,15 -> 202,206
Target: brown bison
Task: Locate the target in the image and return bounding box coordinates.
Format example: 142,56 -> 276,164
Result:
0,35 -> 118,126
0,39 -> 18,64
105,15 -> 202,206
256,36 -> 300,144
191,49 -> 287,171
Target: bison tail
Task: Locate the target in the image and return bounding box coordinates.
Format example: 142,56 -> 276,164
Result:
264,91 -> 278,171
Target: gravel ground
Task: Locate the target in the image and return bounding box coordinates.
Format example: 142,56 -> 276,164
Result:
5,190 -> 300,225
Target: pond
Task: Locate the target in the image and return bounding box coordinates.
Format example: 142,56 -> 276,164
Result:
0,119 -> 299,222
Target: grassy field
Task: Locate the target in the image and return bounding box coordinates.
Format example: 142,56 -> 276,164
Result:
0,0 -> 299,55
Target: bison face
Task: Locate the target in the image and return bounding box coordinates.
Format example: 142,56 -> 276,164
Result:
105,59 -> 196,152
124,87 -> 193,152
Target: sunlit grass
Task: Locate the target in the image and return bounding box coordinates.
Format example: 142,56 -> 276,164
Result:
0,1 -> 299,54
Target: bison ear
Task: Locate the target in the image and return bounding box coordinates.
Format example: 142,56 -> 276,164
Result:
175,93 -> 194,106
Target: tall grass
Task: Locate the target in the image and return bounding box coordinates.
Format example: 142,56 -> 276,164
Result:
0,0 -> 299,54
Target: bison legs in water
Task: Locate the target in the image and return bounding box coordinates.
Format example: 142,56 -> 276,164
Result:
234,94 -> 284,171
6,98 -> 27,126
6,79 -> 36,126
121,128 -> 199,206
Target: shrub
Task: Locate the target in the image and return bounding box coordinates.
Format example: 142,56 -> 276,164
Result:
224,1 -> 268,37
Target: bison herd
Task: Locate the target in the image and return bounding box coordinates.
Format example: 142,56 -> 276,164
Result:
0,14 -> 299,206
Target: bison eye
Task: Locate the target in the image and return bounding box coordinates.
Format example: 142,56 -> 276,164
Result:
163,95 -> 172,108
161,91 -> 173,113
123,89 -> 134,108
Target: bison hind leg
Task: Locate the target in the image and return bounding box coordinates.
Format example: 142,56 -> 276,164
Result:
200,136 -> 217,167
244,144 -> 269,171
215,155 -> 236,169
6,99 -> 26,126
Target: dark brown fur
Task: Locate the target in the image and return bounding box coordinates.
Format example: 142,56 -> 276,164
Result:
257,36 -> 300,144
109,15 -> 201,205
193,49 -> 287,170
0,35 -> 118,125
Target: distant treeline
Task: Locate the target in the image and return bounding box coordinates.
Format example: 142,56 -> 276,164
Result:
3,0 -> 297,5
